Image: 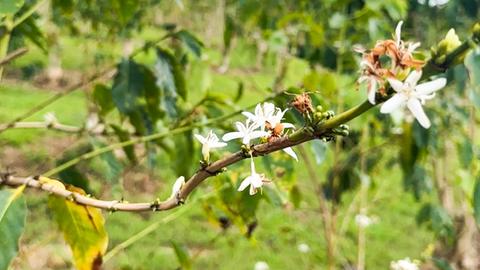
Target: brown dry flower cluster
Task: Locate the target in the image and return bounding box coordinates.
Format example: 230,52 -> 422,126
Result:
357,21 -> 425,104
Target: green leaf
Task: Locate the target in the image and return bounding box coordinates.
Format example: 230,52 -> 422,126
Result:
458,139 -> 473,169
93,84 -> 114,116
111,124 -> 137,164
13,16 -> 47,53
91,139 -> 123,183
48,186 -> 108,270
171,241 -> 192,270
175,30 -> 203,57
0,0 -> 24,16
155,47 -> 187,103
112,59 -> 145,114
289,185 -> 302,208
0,186 -> 27,270
473,176 -> 480,225
465,48 -> 480,86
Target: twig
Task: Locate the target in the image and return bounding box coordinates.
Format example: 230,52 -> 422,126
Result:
1,100 -> 375,212
0,47 -> 28,66
0,121 -> 82,133
0,34 -> 172,134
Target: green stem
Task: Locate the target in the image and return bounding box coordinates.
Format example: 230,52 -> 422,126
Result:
320,101 -> 374,130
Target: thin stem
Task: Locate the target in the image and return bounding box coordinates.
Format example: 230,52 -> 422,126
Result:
0,47 -> 28,66
0,34 -> 171,134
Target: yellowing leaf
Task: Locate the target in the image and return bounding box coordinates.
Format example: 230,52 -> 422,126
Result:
48,186 -> 108,270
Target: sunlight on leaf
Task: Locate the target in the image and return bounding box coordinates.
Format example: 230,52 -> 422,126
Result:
48,185 -> 108,270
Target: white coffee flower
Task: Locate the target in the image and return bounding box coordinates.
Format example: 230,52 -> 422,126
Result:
242,102 -> 276,131
381,70 -> 447,128
390,258 -> 419,270
194,130 -> 227,161
297,243 -> 310,253
222,120 -> 269,145
265,107 -> 295,131
238,158 -> 265,195
169,176 -> 185,199
254,261 -> 269,270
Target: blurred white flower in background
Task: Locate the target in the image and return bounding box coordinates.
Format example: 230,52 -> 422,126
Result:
297,243 -> 310,253
417,0 -> 449,7
254,261 -> 270,270
355,214 -> 376,228
390,258 -> 419,270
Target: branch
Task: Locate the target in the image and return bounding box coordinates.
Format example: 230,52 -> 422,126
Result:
0,121 -> 82,133
0,35 -> 171,134
0,47 -> 28,66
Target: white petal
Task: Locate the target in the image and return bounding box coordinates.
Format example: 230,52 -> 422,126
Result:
408,42 -> 421,53
242,111 -> 256,121
254,104 -> 262,116
238,178 -> 250,192
282,123 -> 295,129
395,21 -> 403,44
222,132 -> 244,141
407,99 -> 431,128
250,175 -> 263,189
235,121 -> 245,132
249,130 -> 269,139
194,134 -> 206,144
387,78 -> 405,93
283,147 -> 298,161
263,103 -> 275,116
201,145 -> 210,160
405,70 -> 422,86
209,142 -> 227,148
242,134 -> 252,145
368,79 -> 377,104
249,184 -> 258,195
415,78 -> 447,95
380,94 -> 408,114
170,176 -> 185,198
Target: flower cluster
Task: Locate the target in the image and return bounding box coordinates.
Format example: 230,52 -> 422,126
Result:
191,102 -> 297,196
358,21 -> 447,129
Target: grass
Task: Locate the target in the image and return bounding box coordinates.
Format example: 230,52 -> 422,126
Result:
2,36 -> 435,270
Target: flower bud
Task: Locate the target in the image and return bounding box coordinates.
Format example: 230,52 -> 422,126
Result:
473,23 -> 480,44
